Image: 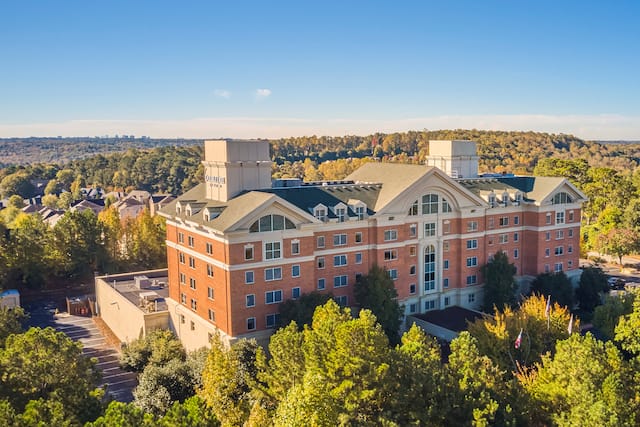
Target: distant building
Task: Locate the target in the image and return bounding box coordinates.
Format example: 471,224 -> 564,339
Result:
71,199 -> 105,216
154,139 -> 587,350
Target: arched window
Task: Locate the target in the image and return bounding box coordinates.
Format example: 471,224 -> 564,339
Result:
552,192 -> 573,204
424,245 -> 436,292
408,200 -> 418,216
422,194 -> 439,214
249,214 -> 295,232
441,197 -> 452,213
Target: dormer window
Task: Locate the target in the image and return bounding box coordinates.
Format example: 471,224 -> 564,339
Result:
502,192 -> 510,206
349,200 -> 367,220
355,205 -> 365,220
176,202 -> 182,215
487,193 -> 496,208
314,204 -> 327,222
335,206 -> 346,222
514,192 -> 523,205
185,205 -> 192,216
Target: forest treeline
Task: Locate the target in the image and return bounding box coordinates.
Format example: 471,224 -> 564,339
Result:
3,129 -> 640,258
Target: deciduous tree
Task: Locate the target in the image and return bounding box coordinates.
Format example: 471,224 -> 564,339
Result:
482,250 -> 517,313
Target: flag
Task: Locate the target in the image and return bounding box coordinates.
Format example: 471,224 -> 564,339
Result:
545,295 -> 551,319
567,314 -> 574,334
514,328 -> 523,349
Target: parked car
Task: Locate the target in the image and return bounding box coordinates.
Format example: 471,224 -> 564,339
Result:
608,277 -> 626,290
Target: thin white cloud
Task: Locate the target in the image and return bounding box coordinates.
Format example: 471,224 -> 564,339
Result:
213,89 -> 231,99
0,114 -> 639,140
255,88 -> 272,100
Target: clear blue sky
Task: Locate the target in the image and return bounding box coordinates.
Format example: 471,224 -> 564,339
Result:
1,1 -> 639,139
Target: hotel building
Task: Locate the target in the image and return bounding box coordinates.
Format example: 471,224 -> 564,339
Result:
158,139 -> 587,349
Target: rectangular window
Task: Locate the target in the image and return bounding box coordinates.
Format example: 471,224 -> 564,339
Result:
333,254 -> 348,266
514,216 -> 520,225
355,206 -> 365,220
355,252 -> 362,264
179,273 -> 186,285
189,256 -> 196,269
317,278 -> 326,290
443,278 -> 449,288
265,267 -> 282,281
178,232 -> 184,244
467,221 -> 478,232
190,321 -> 195,331
384,250 -> 398,261
265,242 -> 281,260
467,239 -> 478,249
444,259 -> 449,270
355,232 -> 363,243
384,230 -> 398,241
190,298 -> 197,311
514,232 -> 519,242
188,236 -> 195,247
180,293 -> 186,304
189,277 -> 196,289
317,257 -> 325,269
409,224 -> 417,237
545,264 -> 550,273
409,283 -> 416,294
568,245 -> 573,254
466,275 -> 477,285
410,246 -> 417,256
443,221 -> 451,234
244,245 -> 254,260
333,275 -> 348,288
292,264 -> 300,277
568,211 -> 574,222
514,248 -> 519,259
466,256 -> 478,267
545,248 -> 550,257
499,234 -> 508,244
389,269 -> 398,280
556,211 -> 565,224
207,264 -> 214,277
266,313 -> 281,328
545,232 -> 551,241
208,286 -> 214,300
317,236 -> 325,248
488,218 -> 495,229
247,317 -> 256,331
568,260 -> 573,268
424,222 -> 436,237
443,241 -> 450,252
334,295 -> 348,307
265,290 -> 283,304
179,252 -> 185,264
245,271 -> 254,284
555,262 -> 563,272
568,228 -> 574,238
468,293 -> 475,303
555,246 -> 564,256
333,234 -> 347,246
425,300 -> 436,311
556,230 -> 564,239
335,207 -> 346,222
208,309 -> 215,322
409,303 -> 417,314
499,217 -> 509,226
292,287 -> 301,299
246,294 -> 255,307
546,213 -> 552,224
291,240 -> 300,255
409,265 -> 416,275
206,242 -> 213,255
444,296 -> 450,307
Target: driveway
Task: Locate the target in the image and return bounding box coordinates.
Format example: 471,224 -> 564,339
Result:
27,302 -> 137,402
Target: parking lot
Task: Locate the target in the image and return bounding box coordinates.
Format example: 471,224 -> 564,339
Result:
27,302 -> 137,402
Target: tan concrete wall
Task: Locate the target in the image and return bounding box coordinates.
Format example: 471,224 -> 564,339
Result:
95,277 -> 147,343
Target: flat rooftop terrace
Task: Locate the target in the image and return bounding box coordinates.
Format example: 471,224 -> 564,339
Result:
413,306 -> 485,332
99,270 -> 170,313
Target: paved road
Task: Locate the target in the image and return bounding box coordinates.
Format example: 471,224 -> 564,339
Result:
27,304 -> 137,402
